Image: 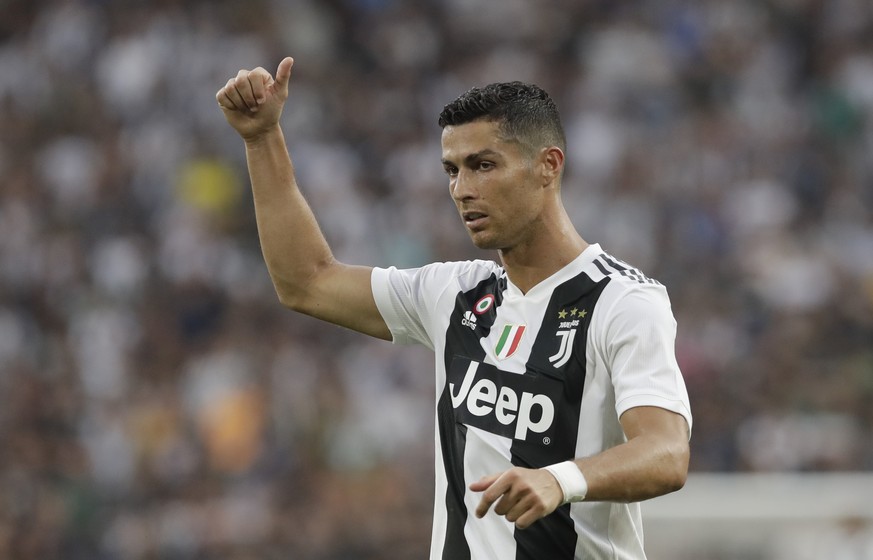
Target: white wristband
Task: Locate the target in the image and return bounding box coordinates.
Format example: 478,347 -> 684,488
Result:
543,461 -> 588,504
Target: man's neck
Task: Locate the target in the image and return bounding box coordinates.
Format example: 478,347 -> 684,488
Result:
499,232 -> 588,294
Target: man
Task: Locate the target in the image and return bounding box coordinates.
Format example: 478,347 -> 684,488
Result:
217,57 -> 691,559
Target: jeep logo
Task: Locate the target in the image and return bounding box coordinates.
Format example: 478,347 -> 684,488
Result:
448,357 -> 557,441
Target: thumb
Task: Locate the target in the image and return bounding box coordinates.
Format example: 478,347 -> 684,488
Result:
469,473 -> 501,492
274,56 -> 294,91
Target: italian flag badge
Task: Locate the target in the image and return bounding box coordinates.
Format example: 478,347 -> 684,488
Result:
494,324 -> 526,360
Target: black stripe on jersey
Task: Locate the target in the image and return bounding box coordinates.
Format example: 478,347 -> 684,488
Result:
511,269 -> 610,560
437,272 -> 505,560
598,254 -> 661,285
592,257 -> 611,278
598,254 -> 643,283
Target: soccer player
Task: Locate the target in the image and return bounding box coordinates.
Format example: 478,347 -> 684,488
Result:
217,57 -> 692,560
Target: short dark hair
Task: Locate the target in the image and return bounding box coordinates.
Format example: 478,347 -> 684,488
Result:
438,81 -> 566,154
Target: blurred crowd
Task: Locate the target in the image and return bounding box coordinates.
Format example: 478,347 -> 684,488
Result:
1,0 -> 871,558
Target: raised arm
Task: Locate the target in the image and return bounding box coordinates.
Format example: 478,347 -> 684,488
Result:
216,57 -> 390,340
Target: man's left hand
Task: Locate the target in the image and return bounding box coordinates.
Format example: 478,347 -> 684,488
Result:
470,467 -> 564,529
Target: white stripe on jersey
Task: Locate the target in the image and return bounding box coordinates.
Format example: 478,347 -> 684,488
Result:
463,426 -> 515,560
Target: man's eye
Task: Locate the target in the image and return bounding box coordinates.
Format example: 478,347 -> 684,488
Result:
445,167 -> 458,176
478,161 -> 494,171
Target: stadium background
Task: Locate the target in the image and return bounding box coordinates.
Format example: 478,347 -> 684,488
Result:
0,0 -> 871,558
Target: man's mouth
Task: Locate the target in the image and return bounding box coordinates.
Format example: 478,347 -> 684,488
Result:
463,211 -> 488,228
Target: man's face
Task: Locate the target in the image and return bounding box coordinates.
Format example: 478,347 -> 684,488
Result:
441,120 -> 545,252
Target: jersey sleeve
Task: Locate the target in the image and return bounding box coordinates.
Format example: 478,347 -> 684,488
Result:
600,284 -> 693,436
373,262 -> 475,350
372,261 -> 499,350
371,265 -> 433,348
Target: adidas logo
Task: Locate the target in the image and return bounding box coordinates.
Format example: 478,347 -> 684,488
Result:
461,311 -> 477,330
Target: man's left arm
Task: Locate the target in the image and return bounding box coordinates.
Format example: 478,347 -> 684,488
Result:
470,405 -> 689,529
472,282 -> 691,529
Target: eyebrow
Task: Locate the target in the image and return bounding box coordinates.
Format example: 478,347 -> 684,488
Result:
441,149 -> 501,167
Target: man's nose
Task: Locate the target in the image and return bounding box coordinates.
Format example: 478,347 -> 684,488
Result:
451,170 -> 477,201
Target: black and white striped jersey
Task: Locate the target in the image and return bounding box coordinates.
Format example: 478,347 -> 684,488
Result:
371,243 -> 692,560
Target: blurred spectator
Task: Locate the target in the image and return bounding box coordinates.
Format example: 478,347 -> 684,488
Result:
1,0 -> 871,557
